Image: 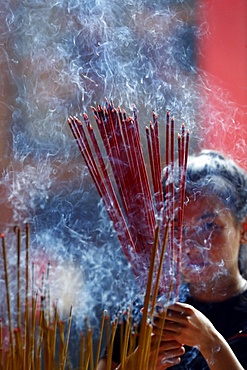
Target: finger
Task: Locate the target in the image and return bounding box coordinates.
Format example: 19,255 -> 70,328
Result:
154,357 -> 181,370
161,345 -> 185,358
153,303 -> 189,325
151,339 -> 183,351
166,313 -> 188,325
159,340 -> 184,351
163,320 -> 184,334
168,302 -> 191,314
153,315 -> 167,328
154,346 -> 185,369
166,307 -> 191,324
160,356 -> 182,368
152,318 -> 184,339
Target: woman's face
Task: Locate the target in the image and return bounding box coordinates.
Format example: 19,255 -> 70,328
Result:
181,193 -> 242,284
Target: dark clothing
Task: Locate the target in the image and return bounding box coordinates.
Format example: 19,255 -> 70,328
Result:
171,289 -> 247,369
110,289 -> 247,369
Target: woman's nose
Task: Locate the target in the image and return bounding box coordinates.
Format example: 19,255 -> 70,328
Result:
183,228 -> 212,252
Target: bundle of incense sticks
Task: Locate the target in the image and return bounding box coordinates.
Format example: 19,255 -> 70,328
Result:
68,100 -> 189,294
94,221 -> 171,370
0,226 -> 73,370
0,223 -> 180,369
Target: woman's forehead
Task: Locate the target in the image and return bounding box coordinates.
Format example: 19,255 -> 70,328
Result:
184,193 -> 230,218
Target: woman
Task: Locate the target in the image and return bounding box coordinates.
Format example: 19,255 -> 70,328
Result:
98,150 -> 247,369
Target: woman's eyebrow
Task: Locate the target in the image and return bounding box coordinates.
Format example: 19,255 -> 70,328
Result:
200,212 -> 217,220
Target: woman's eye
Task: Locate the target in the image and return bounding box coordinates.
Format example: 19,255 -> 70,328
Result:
203,222 -> 219,231
181,222 -> 220,236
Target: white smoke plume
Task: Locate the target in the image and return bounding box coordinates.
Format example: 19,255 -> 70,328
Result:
0,2 -> 246,354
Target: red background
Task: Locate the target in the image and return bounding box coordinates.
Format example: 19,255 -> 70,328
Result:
197,0 -> 247,168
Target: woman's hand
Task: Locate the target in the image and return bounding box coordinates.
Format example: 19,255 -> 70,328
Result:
149,301 -> 216,369
163,302 -> 216,350
150,310 -> 186,369
149,338 -> 185,369
153,302 -> 244,370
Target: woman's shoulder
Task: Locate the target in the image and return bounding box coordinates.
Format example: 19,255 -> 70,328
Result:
236,286 -> 247,313
183,290 -> 247,370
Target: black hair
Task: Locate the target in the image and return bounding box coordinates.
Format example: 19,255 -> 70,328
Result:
185,150 -> 247,223
183,150 -> 247,278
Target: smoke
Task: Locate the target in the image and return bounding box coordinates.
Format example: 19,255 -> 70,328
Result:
0,0 -> 199,320
0,0 -> 246,343
0,0 -> 203,161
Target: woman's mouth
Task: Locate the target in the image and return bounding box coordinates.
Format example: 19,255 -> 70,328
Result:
181,253 -> 210,273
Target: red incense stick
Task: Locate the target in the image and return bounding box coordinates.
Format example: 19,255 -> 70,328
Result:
68,101 -> 190,295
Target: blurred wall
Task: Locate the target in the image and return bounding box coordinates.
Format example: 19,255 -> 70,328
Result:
197,0 -> 247,167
